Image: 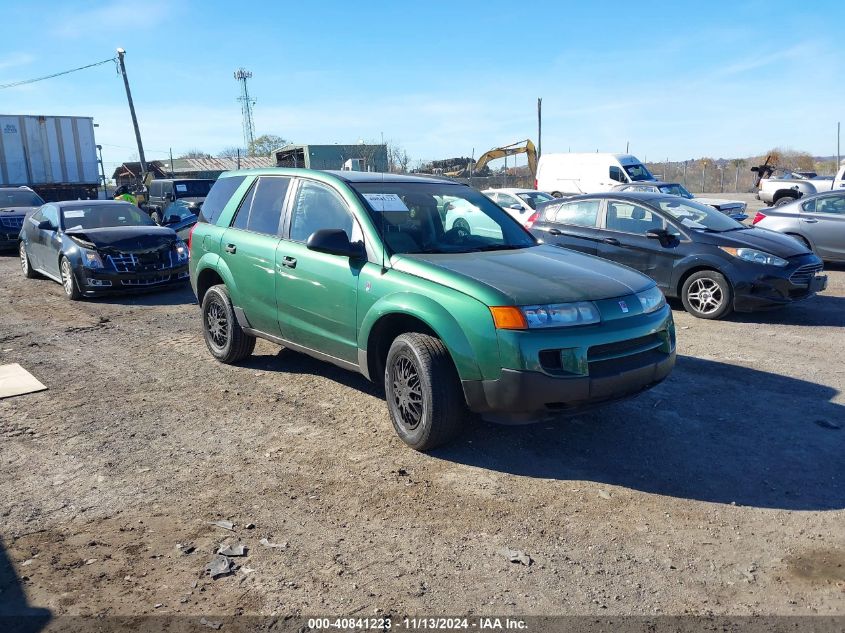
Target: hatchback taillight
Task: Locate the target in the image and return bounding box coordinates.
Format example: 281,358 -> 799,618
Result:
752,211 -> 767,225
524,211 -> 539,229
187,223 -> 198,250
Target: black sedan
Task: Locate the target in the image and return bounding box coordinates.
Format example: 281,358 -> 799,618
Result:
532,192 -> 827,319
18,200 -> 189,300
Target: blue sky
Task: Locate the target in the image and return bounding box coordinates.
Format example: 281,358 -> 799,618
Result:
1,0 -> 843,174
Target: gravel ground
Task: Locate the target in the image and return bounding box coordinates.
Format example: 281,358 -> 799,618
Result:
0,250 -> 843,621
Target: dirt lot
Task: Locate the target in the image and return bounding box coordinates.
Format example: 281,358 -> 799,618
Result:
1,249 -> 843,622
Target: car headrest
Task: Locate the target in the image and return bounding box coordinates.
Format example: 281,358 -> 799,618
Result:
631,208 -> 646,220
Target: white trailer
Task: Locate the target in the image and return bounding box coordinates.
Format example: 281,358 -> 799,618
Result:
0,114 -> 100,200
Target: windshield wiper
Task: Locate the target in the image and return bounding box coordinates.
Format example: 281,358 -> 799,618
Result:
470,244 -> 527,252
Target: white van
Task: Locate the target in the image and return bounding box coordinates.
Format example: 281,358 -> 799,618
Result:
536,153 -> 656,196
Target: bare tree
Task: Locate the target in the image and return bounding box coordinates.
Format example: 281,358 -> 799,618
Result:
219,146 -> 244,158
179,149 -> 213,159
388,142 -> 411,173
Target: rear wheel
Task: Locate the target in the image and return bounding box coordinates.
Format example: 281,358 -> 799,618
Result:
385,332 -> 466,451
551,191 -> 563,198
201,284 -> 255,363
775,195 -> 798,207
681,270 -> 732,320
19,242 -> 37,279
60,256 -> 81,300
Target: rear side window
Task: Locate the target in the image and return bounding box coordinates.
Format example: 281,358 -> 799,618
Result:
609,166 -> 626,183
199,175 -> 247,225
230,176 -> 290,235
546,200 -> 600,227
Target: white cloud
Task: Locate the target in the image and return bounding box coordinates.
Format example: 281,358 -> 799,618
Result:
51,0 -> 173,38
0,52 -> 35,72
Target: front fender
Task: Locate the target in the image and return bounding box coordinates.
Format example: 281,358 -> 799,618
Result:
359,292 -> 495,382
670,254 -> 732,294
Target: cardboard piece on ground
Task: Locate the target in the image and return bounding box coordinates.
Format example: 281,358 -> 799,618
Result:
0,363 -> 47,399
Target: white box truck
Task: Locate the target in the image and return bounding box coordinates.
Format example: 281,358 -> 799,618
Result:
536,153 -> 656,197
0,114 -> 100,201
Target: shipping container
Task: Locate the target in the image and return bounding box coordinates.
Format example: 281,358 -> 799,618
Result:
0,114 -> 100,200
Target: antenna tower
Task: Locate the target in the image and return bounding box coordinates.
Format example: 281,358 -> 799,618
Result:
234,68 -> 255,152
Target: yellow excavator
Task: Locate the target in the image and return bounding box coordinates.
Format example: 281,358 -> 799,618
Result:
444,139 -> 537,179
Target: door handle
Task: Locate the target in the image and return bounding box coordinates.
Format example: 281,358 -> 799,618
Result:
602,237 -> 621,246
281,256 -> 297,268
548,227 -> 563,236
224,243 -> 237,254
802,219 -> 818,223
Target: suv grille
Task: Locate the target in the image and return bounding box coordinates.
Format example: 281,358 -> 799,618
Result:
790,263 -> 823,286
0,216 -> 24,229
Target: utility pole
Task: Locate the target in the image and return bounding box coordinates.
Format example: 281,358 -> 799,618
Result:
96,144 -> 108,198
838,121 -> 841,170
169,148 -> 174,177
537,97 -> 542,160
116,48 -> 147,181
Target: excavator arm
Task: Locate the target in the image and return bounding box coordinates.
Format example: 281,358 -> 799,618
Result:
444,140 -> 537,178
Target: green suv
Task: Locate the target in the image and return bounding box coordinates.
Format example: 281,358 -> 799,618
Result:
189,169 -> 676,450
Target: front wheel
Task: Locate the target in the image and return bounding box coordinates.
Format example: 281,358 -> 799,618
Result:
385,332 -> 466,451
681,270 -> 733,320
19,242 -> 37,279
60,256 -> 81,300
201,284 -> 255,363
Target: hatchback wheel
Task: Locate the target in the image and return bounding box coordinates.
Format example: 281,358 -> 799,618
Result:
385,332 -> 465,451
19,242 -> 37,279
201,284 -> 255,363
60,256 -> 81,300
681,270 -> 732,320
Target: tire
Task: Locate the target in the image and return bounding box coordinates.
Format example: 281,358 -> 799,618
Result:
775,195 -> 798,207
384,332 -> 466,451
150,209 -> 163,225
201,284 -> 255,363
681,270 -> 733,320
551,191 -> 563,198
787,233 -> 813,251
19,242 -> 37,279
59,256 -> 82,300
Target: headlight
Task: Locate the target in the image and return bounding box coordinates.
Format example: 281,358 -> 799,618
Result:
636,286 -> 666,313
81,249 -> 104,269
174,240 -> 189,261
719,246 -> 787,267
490,302 -> 600,329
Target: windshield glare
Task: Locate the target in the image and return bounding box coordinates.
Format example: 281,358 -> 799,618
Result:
517,191 -> 554,209
658,183 -> 693,198
351,182 -> 537,255
0,190 -> 45,208
655,199 -> 743,232
624,163 -> 654,182
61,203 -> 155,230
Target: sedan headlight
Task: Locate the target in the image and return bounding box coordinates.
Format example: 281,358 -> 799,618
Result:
636,286 -> 666,313
174,240 -> 189,262
490,302 -> 600,329
81,249 -> 104,269
719,246 -> 788,267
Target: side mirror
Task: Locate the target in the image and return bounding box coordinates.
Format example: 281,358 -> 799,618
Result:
508,203 -> 523,211
164,214 -> 182,225
165,192 -> 174,201
646,228 -> 671,242
37,219 -> 55,231
306,228 -> 364,259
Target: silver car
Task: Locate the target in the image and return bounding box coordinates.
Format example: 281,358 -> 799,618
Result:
752,191 -> 845,262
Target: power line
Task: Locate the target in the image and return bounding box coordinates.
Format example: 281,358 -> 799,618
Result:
0,57 -> 116,90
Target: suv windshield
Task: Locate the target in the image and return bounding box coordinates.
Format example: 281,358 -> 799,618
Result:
654,199 -> 744,232
624,163 -> 654,182
351,182 -> 537,255
517,191 -> 554,209
61,203 -> 155,230
175,181 -> 214,197
0,190 -> 45,208
658,183 -> 693,198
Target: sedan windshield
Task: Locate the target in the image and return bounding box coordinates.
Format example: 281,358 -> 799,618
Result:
0,190 -> 45,208
517,191 -> 554,209
351,182 -> 537,254
654,198 -> 744,232
658,183 -> 693,198
61,203 -> 155,230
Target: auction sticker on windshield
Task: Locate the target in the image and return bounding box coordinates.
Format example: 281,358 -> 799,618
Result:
362,193 -> 408,212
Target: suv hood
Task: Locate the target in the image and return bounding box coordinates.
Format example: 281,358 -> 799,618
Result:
697,227 -> 810,258
393,244 -> 653,306
64,226 -> 178,253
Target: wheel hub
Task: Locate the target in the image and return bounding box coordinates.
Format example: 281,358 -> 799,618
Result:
391,356 -> 423,429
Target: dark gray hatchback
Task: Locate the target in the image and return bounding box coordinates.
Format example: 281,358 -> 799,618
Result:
531,192 -> 827,320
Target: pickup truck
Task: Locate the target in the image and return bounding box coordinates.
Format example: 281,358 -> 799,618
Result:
756,163 -> 845,206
